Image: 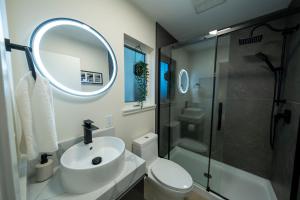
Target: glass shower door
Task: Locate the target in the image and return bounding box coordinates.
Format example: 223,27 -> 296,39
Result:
158,46 -> 174,159
159,37 -> 217,188
209,22 -> 283,199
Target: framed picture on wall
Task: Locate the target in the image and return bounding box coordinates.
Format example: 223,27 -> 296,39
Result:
87,72 -> 94,83
81,71 -> 88,83
80,70 -> 103,85
94,73 -> 103,84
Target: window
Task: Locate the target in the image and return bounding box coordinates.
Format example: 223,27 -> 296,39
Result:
124,45 -> 146,102
160,61 -> 169,101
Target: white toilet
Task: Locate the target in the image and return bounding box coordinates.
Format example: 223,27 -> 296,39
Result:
133,133 -> 193,200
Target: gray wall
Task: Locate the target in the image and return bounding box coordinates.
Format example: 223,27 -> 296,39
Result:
271,13 -> 300,200
289,0 -> 300,8
214,21 -> 283,178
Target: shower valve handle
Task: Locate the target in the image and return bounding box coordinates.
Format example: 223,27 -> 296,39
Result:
217,102 -> 223,131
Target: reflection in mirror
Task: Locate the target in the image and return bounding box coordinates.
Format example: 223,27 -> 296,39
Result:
30,18 -> 117,97
178,69 -> 189,94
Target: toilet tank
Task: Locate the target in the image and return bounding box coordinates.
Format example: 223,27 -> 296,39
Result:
132,133 -> 158,165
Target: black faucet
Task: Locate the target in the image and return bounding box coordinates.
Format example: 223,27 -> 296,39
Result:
82,119 -> 99,144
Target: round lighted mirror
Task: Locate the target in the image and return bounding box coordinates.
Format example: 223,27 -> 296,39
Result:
30,18 -> 117,97
178,69 -> 189,94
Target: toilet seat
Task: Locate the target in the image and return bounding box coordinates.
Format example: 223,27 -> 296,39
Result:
150,158 -> 193,193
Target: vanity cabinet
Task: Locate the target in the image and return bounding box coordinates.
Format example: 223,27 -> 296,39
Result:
117,176 -> 144,200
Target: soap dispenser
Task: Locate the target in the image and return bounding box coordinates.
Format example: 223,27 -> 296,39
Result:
35,153 -> 54,182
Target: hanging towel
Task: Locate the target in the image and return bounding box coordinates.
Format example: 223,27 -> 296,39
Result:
31,74 -> 58,153
15,72 -> 58,160
15,72 -> 38,160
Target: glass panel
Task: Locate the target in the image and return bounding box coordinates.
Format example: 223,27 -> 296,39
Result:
158,46 -> 175,158
124,46 -> 146,102
209,18 -> 287,200
158,12 -> 300,200
160,61 -> 169,102
166,38 -> 217,188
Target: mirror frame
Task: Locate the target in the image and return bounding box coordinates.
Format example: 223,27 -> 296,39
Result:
30,18 -> 118,97
178,69 -> 189,94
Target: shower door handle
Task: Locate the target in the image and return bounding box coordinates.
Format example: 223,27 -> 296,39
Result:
217,102 -> 223,131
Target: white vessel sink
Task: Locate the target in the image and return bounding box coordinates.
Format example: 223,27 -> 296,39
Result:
60,136 -> 125,194
178,107 -> 205,124
183,107 -> 203,116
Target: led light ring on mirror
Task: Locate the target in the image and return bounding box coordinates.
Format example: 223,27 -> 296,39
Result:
30,18 -> 117,97
178,69 -> 189,94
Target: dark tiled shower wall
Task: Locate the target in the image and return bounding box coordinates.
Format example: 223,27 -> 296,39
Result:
215,21 -> 284,178
271,102 -> 300,200
298,184 -> 300,200
271,13 -> 300,200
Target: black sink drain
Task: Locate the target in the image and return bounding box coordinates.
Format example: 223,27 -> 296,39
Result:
92,157 -> 102,165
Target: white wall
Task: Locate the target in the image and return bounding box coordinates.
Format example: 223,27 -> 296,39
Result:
0,0 -> 24,198
6,0 -> 156,150
41,51 -> 82,90
190,47 -> 215,103
171,39 -> 219,146
189,44 -> 216,145
171,48 -> 192,120
41,32 -> 110,88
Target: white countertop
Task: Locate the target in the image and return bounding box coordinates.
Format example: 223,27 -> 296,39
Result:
29,150 -> 146,200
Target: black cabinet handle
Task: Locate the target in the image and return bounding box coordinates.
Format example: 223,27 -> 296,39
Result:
217,102 -> 223,130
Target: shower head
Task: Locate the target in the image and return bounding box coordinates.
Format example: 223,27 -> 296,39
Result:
255,52 -> 276,72
239,34 -> 263,45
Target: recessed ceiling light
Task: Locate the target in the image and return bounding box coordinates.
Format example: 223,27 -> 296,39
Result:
191,0 -> 226,14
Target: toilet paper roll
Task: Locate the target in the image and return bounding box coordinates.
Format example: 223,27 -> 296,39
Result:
187,124 -> 196,132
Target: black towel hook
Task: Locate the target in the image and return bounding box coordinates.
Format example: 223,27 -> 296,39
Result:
4,38 -> 37,80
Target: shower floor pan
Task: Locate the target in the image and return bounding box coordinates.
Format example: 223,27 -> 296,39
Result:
170,147 -> 277,200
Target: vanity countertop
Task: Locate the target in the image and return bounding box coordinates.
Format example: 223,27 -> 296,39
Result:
28,150 -> 145,200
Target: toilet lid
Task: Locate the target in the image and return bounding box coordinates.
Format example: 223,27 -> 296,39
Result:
151,159 -> 193,192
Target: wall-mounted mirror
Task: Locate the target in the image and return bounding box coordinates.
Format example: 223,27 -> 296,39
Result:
30,18 -> 117,97
178,69 -> 189,94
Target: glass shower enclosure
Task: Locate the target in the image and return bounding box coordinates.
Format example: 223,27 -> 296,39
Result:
159,36 -> 217,188
158,11 -> 300,200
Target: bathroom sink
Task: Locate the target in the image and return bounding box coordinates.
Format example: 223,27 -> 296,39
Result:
183,107 -> 203,116
178,107 -> 205,124
60,136 -> 125,194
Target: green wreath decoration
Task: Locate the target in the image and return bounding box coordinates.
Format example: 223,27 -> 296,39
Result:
134,61 -> 149,104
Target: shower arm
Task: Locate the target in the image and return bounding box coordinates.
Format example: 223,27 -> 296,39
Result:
250,24 -> 300,37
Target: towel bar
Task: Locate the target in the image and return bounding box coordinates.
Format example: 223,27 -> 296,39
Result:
4,38 -> 36,80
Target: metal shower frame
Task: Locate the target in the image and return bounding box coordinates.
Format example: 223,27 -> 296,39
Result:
157,5 -> 300,200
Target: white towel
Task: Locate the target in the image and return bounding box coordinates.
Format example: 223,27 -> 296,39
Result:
15,72 -> 38,160
15,72 -> 58,160
31,74 -> 58,153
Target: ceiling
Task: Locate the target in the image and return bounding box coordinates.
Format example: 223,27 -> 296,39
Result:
129,0 -> 292,41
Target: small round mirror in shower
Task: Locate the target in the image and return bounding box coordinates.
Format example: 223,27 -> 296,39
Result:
30,18 -> 117,97
178,69 -> 189,94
